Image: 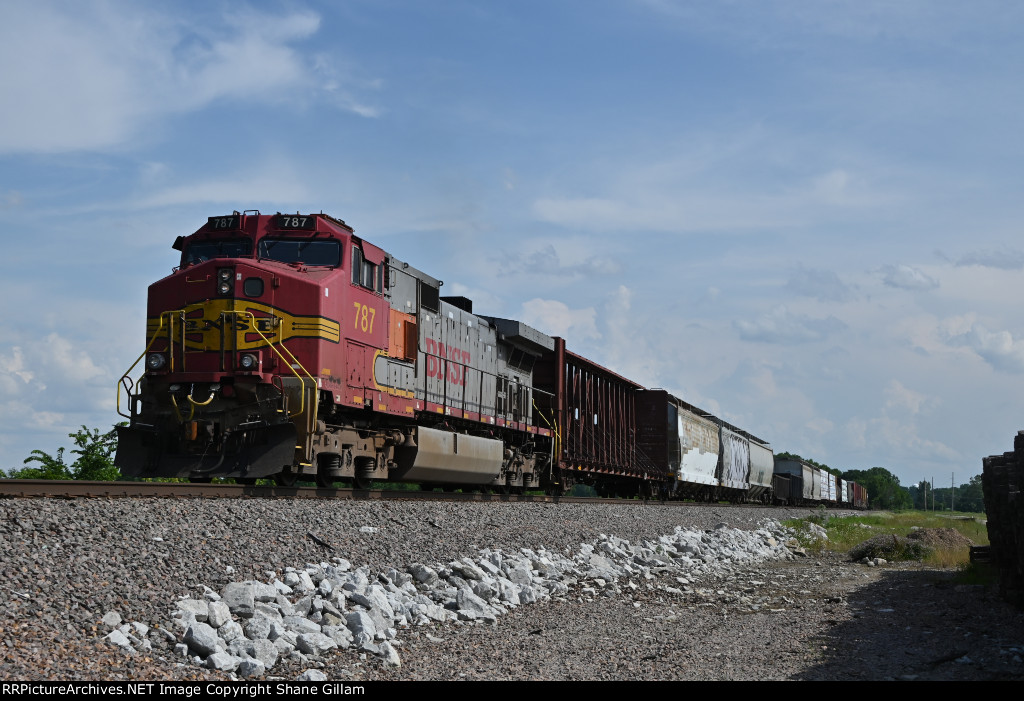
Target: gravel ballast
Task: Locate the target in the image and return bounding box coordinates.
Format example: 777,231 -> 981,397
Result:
1,497 -> 1022,681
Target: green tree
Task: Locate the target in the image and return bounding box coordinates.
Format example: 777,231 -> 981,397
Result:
842,466 -> 912,510
921,475 -> 985,513
15,447 -> 73,480
775,451 -> 843,476
956,474 -> 985,513
8,425 -> 122,481
68,426 -> 121,481
909,480 -> 934,510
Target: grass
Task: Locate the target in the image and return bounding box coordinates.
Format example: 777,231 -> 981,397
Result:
951,561 -> 997,586
783,508 -> 989,569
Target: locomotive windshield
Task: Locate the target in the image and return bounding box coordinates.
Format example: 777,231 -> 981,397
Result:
258,238 -> 341,267
184,238 -> 253,265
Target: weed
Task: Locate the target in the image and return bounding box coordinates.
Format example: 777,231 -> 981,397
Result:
925,547 -> 970,569
787,510 -> 988,567
848,534 -> 931,562
952,562 -> 998,586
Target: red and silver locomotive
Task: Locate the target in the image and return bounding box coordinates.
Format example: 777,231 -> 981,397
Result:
117,211 -> 563,489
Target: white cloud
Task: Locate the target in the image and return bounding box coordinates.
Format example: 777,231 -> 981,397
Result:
955,248 -> 1024,270
695,359 -> 836,460
786,266 -> 855,303
132,170 -> 311,210
0,3 -> 374,154
0,329 -> 118,468
531,161 -> 891,235
494,244 -> 621,278
518,299 -> 599,340
0,403 -> 64,433
0,334 -> 107,404
811,169 -> 864,206
735,305 -> 846,344
637,1 -> 1023,50
883,380 -> 931,415
312,52 -> 383,118
878,264 -> 939,290
40,334 -> 106,383
806,417 -> 835,435
442,282 -> 504,317
843,380 -> 957,463
531,192 -> 793,234
602,285 -> 655,382
845,417 -> 868,450
949,323 -> 1024,373
0,191 -> 23,209
0,347 -> 38,387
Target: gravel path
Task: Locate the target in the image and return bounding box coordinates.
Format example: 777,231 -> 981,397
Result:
1,497 -> 1021,681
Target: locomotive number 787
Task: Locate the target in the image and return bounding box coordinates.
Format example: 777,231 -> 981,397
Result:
353,302 -> 376,333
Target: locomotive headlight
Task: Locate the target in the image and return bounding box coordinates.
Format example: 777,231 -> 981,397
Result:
238,353 -> 258,370
146,353 -> 167,371
217,268 -> 234,296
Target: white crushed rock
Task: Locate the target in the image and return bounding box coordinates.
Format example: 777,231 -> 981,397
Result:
105,518 -> 800,678
2,498 -> 1022,681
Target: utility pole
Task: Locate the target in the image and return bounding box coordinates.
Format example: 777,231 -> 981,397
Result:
951,472 -> 955,512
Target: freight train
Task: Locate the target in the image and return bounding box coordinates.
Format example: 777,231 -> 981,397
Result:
773,458 -> 869,509
115,210 -> 866,507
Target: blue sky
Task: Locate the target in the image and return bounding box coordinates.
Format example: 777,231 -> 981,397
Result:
2,1 -> 1023,489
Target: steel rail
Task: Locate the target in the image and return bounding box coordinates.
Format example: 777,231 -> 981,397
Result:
0,479 -> 616,504
0,479 -> 786,508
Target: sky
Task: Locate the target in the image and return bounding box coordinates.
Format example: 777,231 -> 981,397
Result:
2,0 -> 1022,489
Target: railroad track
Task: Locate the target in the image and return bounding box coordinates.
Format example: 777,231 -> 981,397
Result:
0,479 -> 785,509
0,479 -> 624,504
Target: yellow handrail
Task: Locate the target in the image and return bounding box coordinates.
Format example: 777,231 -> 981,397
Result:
222,310 -> 318,424
532,399 -> 561,475
116,310 -> 185,419
117,307 -> 319,428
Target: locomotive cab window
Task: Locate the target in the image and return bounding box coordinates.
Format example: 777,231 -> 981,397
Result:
258,238 -> 341,267
183,238 -> 253,265
351,246 -> 382,292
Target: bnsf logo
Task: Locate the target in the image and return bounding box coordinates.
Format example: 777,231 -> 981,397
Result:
424,338 -> 470,386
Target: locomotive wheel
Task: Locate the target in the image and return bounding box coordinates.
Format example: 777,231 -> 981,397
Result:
315,471 -> 337,489
353,457 -> 375,490
237,478 -> 257,486
188,476 -> 212,484
315,454 -> 343,489
273,469 -> 298,487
